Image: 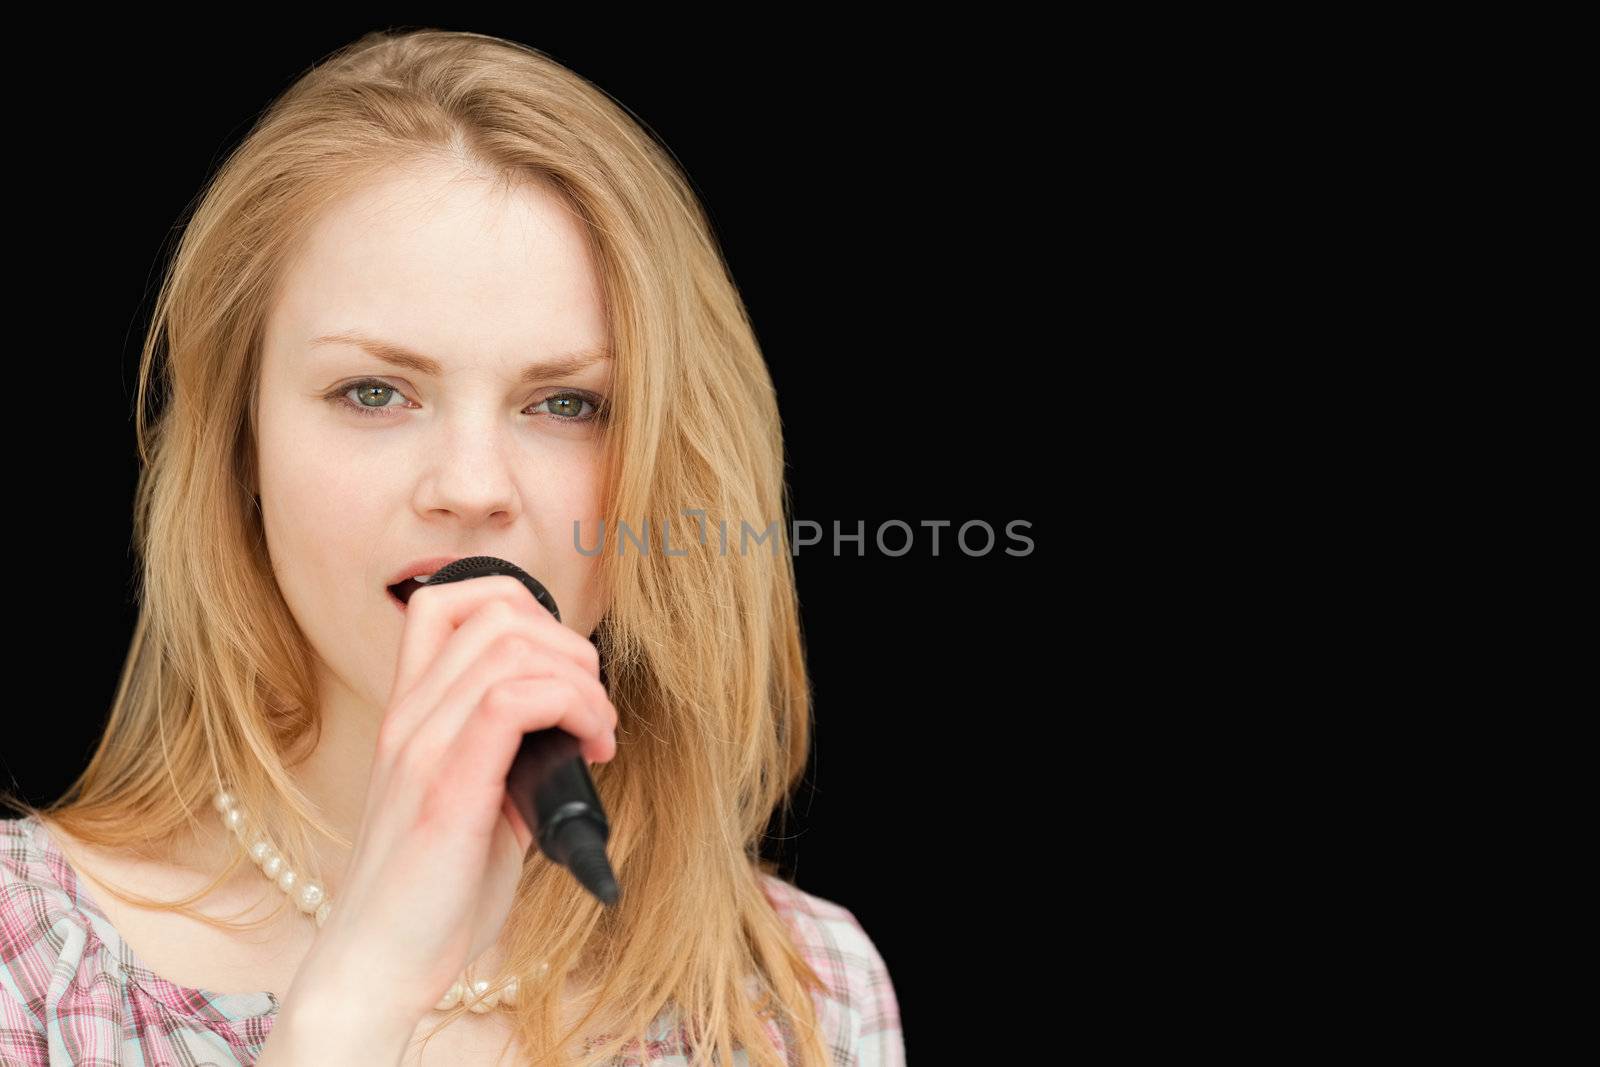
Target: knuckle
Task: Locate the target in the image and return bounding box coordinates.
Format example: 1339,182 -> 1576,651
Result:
480,692 -> 516,730
485,679 -> 535,719
482,675 -> 598,734
561,676 -> 587,709
490,629 -> 535,660
540,678 -> 583,723
490,677 -> 557,720
553,681 -> 592,729
483,599 -> 521,626
511,643 -> 553,675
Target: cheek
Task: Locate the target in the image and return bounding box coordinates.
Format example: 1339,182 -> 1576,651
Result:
259,397 -> 366,507
259,442 -> 383,589
256,406 -> 397,690
534,470 -> 606,631
258,481 -> 361,638
257,390 -> 394,536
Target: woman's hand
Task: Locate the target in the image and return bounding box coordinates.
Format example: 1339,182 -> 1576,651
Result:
283,574 -> 618,1038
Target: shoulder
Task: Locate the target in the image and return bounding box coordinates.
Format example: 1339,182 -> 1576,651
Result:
2,813 -> 119,942
0,815 -> 274,1065
2,814 -> 112,993
758,872 -> 905,1066
758,873 -> 893,1000
1,813 -> 100,968
1,813 -> 97,1062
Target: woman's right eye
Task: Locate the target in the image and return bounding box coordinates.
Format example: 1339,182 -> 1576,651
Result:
324,378 -> 414,418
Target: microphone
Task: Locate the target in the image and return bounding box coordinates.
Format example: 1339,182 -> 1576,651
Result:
418,555 -> 621,907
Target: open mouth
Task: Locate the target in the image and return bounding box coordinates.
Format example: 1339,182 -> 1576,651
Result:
387,577 -> 425,608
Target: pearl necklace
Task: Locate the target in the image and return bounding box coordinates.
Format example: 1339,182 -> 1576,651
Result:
212,788 -> 543,1013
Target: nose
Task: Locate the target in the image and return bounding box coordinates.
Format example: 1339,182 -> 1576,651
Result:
411,418 -> 525,522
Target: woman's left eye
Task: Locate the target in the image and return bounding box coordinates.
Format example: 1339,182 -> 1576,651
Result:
324,378 -> 607,424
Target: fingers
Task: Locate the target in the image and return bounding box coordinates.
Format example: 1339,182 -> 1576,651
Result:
382,575 -> 602,753
439,675 -> 614,810
405,634 -> 616,762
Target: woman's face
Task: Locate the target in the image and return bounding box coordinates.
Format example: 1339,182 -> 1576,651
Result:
254,161 -> 612,715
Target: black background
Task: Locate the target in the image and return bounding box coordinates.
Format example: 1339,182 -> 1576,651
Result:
5,24 -> 1063,1063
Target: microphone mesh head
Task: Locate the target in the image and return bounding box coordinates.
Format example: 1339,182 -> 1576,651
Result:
424,555 -> 561,622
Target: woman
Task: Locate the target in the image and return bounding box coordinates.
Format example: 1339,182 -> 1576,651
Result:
0,28 -> 903,1067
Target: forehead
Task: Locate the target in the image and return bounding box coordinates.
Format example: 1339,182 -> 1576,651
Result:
269,163 -> 607,360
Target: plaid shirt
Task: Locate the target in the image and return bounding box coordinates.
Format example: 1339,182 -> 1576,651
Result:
1,815 -> 904,1065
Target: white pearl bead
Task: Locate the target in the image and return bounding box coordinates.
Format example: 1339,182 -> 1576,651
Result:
277,868 -> 298,894
314,900 -> 331,927
223,808 -> 246,833
295,882 -> 324,913
213,791 -> 235,812
435,980 -> 465,1010
467,979 -> 499,1013
249,840 -> 274,865
262,855 -> 283,879
499,976 -> 519,1007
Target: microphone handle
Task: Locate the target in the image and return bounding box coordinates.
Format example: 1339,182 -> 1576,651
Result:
505,729 -> 619,906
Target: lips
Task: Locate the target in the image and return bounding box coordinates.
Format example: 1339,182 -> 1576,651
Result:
384,553 -> 547,613
384,554 -> 469,612
385,555 -> 472,588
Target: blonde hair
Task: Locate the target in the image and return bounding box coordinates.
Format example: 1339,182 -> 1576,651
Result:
2,28 -> 828,1067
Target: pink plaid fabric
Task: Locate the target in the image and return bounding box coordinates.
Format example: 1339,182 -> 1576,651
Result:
1,814 -> 903,1065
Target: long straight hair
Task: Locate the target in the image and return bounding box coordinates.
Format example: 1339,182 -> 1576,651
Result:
3,28 -> 826,1067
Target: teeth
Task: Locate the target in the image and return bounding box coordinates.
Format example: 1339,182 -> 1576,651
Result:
414,573 -> 433,583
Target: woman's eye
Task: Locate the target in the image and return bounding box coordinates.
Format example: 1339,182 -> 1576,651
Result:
324,378 -> 606,424
342,380 -> 410,413
536,394 -> 601,420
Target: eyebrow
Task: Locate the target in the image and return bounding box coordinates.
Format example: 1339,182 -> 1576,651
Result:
310,329 -> 611,383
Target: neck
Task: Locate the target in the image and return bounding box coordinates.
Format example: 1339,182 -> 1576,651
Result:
284,664 -> 381,895
178,663 -> 378,903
